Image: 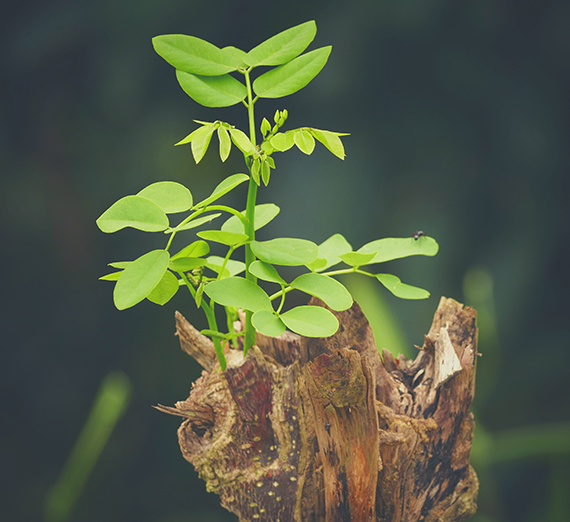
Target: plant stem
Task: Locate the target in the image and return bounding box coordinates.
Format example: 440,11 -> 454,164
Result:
243,69 -> 258,355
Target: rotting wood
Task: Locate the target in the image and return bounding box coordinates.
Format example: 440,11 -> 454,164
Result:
156,297 -> 479,521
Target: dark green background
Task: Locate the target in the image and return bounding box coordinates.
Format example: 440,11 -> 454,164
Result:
2,1 -> 569,521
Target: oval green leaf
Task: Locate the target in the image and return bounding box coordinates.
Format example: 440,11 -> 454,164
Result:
376,273 -> 430,300
252,310 -> 286,337
218,126 -> 232,162
197,230 -> 249,246
194,173 -> 250,208
249,260 -> 286,284
229,128 -> 256,156
358,236 -> 439,264
189,124 -> 216,163
137,182 -> 193,214
252,46 -> 332,99
244,20 -> 317,67
172,240 -> 210,260
222,46 -> 247,67
147,270 -> 179,305
309,129 -> 348,160
205,256 -> 245,278
270,131 -> 295,152
169,257 -> 206,272
251,238 -> 318,266
96,195 -> 169,233
203,277 -> 272,312
152,35 -> 241,75
113,250 -> 170,310
307,233 -> 353,271
290,273 -> 352,311
221,203 -> 281,234
339,251 -> 377,267
294,129 -> 315,155
165,213 -> 221,233
176,70 -> 247,108
280,305 -> 339,337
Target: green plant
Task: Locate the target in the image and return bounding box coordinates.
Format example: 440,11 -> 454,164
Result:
96,20 -> 438,370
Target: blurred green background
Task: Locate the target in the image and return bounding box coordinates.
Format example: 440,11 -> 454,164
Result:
2,0 -> 569,521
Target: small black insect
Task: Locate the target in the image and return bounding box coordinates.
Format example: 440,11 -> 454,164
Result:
412,231 -> 425,240
324,422 -> 331,434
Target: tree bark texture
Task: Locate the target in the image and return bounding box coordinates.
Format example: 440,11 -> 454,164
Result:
157,297 -> 478,521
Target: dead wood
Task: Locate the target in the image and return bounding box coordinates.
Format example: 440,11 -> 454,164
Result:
157,297 -> 479,521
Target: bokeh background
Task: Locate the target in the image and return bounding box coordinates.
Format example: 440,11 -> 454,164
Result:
2,1 -> 570,521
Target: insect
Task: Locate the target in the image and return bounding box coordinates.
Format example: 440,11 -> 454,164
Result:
412,231 -> 425,240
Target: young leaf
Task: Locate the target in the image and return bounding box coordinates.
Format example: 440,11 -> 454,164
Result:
137,182 -> 193,214
294,129 -> 315,155
197,230 -> 249,246
176,70 -> 247,108
313,233 -> 353,270
96,195 -> 169,233
169,257 -> 206,272
229,128 -> 256,156
261,159 -> 271,185
165,213 -> 221,233
290,273 -> 352,311
309,129 -> 348,160
251,158 -> 261,185
189,123 -> 216,163
194,173 -> 250,208
147,270 -> 179,305
252,47 -> 332,99
99,271 -> 122,281
251,238 -> 318,266
339,251 -> 377,267
152,35 -> 241,75
221,203 -> 281,234
203,277 -> 272,312
172,240 -> 210,260
113,250 -> 170,310
261,117 -> 271,138
108,261 -> 132,269
252,310 -> 286,337
217,126 -> 232,162
270,132 -> 295,152
205,256 -> 245,277
249,260 -> 286,284
357,236 -> 439,264
244,20 -> 317,67
376,273 -> 430,300
280,305 -> 339,337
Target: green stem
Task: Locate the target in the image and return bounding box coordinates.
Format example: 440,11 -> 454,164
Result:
243,69 -> 258,355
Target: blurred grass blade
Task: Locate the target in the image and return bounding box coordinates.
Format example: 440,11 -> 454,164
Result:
44,372 -> 132,522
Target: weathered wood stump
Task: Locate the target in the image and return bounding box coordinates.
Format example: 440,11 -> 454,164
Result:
157,297 -> 478,521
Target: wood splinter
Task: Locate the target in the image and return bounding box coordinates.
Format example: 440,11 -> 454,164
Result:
160,296 -> 479,522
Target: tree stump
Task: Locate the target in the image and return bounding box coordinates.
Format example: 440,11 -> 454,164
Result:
157,297 -> 479,521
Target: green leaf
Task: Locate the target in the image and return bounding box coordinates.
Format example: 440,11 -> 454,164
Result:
294,129 -> 315,155
309,129 -> 348,160
290,273 -> 352,311
308,233 -> 353,271
165,213 -> 221,233
252,310 -> 286,337
221,203 -> 280,234
252,46 -> 332,99
152,35 -> 241,75
251,238 -> 318,266
339,251 -> 377,267
169,257 -> 206,272
147,270 -> 179,305
99,271 -> 122,281
137,182 -> 193,214
376,273 -> 430,300
249,260 -> 286,284
176,70 -> 247,108
108,261 -> 131,269
265,156 -> 275,169
187,123 -> 216,163
194,173 -> 250,208
218,126 -> 232,162
251,158 -> 261,185
358,236 -> 439,264
261,117 -> 271,137
113,250 -> 170,310
244,20 -> 317,67
203,277 -> 272,312
229,128 -> 256,156
270,132 -> 295,151
96,195 -> 169,233
221,46 -> 246,67
205,256 -> 245,277
172,240 -> 209,260
197,230 -> 249,246
280,305 -> 339,337
261,159 -> 271,185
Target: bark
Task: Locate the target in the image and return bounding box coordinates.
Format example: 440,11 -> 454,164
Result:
156,297 -> 478,521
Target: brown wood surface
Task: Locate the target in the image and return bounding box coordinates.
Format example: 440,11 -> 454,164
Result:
156,297 -> 479,521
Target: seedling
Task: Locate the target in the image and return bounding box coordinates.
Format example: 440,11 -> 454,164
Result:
96,21 -> 439,370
